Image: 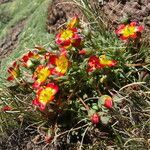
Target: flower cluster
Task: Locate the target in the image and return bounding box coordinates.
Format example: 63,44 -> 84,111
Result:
6,16 -> 117,115
6,17 -> 81,111
6,16 -> 144,126
7,50 -> 69,110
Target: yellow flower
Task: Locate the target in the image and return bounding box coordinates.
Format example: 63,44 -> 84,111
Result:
66,15 -> 80,29
55,55 -> 69,75
38,87 -> 55,104
61,30 -> 74,40
56,28 -> 81,48
120,25 -> 136,37
32,83 -> 59,110
49,55 -> 69,76
99,55 -> 117,67
116,22 -> 144,40
33,65 -> 51,88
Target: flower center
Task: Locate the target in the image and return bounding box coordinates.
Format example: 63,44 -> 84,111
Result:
39,88 -> 55,104
123,25 -> 136,37
99,55 -> 110,65
11,70 -> 18,77
55,55 -> 68,74
61,30 -> 73,40
37,67 -> 50,83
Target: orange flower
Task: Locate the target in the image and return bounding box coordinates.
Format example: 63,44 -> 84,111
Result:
33,65 -> 51,88
115,22 -> 144,40
66,15 -> 80,29
87,55 -> 117,72
7,61 -> 20,81
87,55 -> 102,72
55,28 -> 81,49
99,55 -> 117,67
48,54 -> 69,76
32,83 -> 59,110
20,51 -> 39,68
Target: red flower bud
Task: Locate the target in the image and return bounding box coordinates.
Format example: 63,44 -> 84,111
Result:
1,105 -> 12,111
44,136 -> 53,143
91,113 -> 100,124
79,49 -> 86,55
104,97 -> 113,109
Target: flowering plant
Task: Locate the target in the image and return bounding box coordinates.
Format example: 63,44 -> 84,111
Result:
3,15 -> 147,146
6,16 -> 120,123
115,21 -> 144,41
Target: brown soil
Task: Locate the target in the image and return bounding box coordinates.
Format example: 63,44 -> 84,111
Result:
0,0 -> 13,4
103,0 -> 150,31
46,0 -> 84,34
0,20 -> 26,62
47,0 -> 150,33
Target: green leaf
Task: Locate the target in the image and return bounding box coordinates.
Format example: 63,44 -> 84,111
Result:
83,28 -> 91,37
80,106 -> 87,111
48,109 -> 54,113
98,99 -> 103,108
47,128 -> 54,137
92,103 -> 99,111
98,111 -> 105,116
88,109 -> 96,117
101,107 -> 109,113
101,116 -> 111,125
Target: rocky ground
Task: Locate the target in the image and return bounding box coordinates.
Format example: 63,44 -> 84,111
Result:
46,0 -> 150,33
103,0 -> 150,31
46,0 -> 84,33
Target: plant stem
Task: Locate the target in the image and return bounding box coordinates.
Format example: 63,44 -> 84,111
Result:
77,96 -> 90,111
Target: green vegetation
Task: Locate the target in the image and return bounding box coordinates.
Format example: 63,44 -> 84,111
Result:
0,0 -> 52,83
